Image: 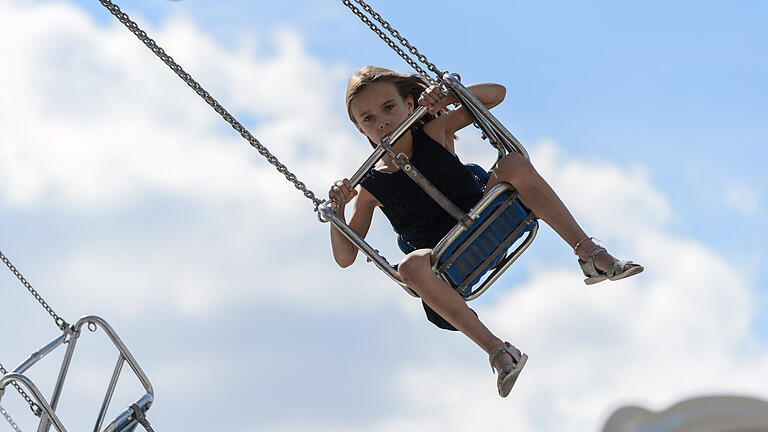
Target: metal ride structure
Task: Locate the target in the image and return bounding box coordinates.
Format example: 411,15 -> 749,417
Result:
0,251 -> 154,432
93,0 -> 539,301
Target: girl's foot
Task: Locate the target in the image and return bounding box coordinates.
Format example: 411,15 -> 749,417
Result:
489,342 -> 528,398
574,238 -> 644,285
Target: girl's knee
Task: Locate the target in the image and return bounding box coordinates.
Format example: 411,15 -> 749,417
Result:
398,251 -> 432,286
494,153 -> 534,184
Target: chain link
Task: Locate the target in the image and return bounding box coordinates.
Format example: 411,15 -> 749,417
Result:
0,363 -> 42,419
0,250 -> 57,416
96,0 -> 323,210
341,0 -> 444,85
1,403 -> 24,432
0,251 -> 68,332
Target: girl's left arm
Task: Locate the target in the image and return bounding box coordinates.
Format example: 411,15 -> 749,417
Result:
421,82 -> 506,152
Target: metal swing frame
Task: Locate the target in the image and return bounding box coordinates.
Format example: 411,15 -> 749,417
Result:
318,73 -> 539,300
0,315 -> 154,432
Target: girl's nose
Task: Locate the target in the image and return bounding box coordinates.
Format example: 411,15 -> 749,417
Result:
379,120 -> 389,129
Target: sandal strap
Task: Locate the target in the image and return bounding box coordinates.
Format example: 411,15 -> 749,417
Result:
608,259 -> 636,278
488,342 -> 521,373
586,244 -> 606,260
579,244 -> 606,277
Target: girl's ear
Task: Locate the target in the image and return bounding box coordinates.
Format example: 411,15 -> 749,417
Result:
406,95 -> 414,113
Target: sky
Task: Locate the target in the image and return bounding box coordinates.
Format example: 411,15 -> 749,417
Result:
0,0 -> 767,431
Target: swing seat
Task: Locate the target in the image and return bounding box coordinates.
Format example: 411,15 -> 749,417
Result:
432,182 -> 537,300
0,315 -> 154,432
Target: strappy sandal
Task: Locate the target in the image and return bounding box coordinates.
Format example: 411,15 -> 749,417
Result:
577,242 -> 644,286
489,342 -> 528,398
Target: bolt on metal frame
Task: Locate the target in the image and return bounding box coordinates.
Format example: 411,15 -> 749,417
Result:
0,316 -> 154,432
318,73 -> 539,299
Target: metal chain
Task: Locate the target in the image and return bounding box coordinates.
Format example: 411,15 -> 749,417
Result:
341,0 -> 444,85
0,363 -> 42,418
351,0 -> 444,79
0,251 -> 68,331
96,0 -> 323,210
0,403 -> 24,432
0,250 -> 57,416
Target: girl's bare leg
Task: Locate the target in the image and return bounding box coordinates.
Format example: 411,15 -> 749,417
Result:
398,249 -> 516,370
487,153 -> 631,269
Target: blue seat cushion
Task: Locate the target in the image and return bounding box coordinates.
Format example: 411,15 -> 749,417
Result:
438,191 -> 535,296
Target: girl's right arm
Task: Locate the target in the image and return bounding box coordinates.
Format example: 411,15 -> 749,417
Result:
328,179 -> 378,268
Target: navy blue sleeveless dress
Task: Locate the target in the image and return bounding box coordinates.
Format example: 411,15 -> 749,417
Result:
360,127 -> 487,330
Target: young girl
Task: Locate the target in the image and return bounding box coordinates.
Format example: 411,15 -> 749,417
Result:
328,66 -> 643,398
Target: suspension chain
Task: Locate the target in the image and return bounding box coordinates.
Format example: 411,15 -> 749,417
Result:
0,249 -> 50,417
0,363 -> 42,418
341,0 -> 444,85
1,402 -> 24,432
0,251 -> 68,331
97,0 -> 323,209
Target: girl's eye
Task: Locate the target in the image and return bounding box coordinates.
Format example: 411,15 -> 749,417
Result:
363,115 -> 372,122
384,104 -> 394,111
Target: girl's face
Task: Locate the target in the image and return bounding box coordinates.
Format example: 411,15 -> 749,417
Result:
349,82 -> 414,144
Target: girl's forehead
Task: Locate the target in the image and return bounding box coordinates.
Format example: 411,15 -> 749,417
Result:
351,82 -> 400,111
361,81 -> 398,94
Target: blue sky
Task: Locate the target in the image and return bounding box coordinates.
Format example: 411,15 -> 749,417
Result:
1,1 -> 766,431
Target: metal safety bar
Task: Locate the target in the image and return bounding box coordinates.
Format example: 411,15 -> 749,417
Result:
441,73 -> 529,159
347,105 -> 430,187
1,315 -> 153,432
